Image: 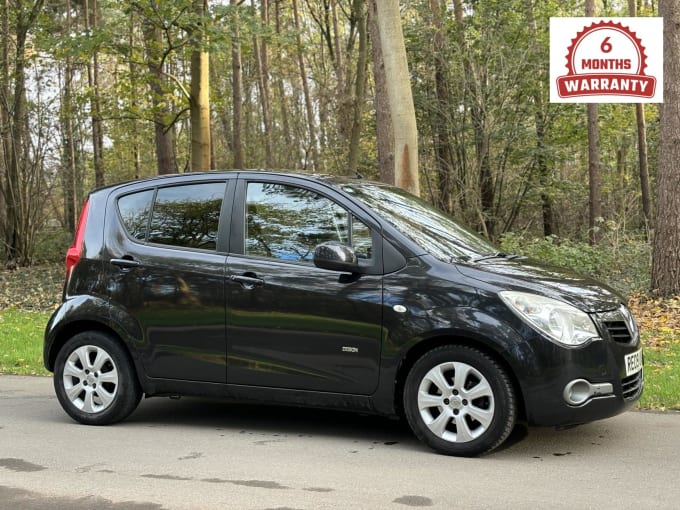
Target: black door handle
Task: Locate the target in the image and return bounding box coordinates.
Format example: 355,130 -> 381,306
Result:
230,274 -> 265,288
111,258 -> 141,269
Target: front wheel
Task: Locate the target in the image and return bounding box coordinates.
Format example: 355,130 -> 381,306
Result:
403,345 -> 516,456
54,331 -> 142,425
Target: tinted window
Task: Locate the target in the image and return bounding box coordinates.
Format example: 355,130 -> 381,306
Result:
118,190 -> 154,241
148,182 -> 226,250
245,182 -> 372,263
342,182 -> 495,262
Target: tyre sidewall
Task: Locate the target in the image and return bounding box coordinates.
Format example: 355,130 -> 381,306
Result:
54,331 -> 141,425
403,345 -> 516,456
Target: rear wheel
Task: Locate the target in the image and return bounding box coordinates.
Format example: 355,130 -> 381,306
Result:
403,345 -> 516,456
54,331 -> 142,425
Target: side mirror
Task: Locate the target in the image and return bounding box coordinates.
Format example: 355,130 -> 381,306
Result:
313,241 -> 359,273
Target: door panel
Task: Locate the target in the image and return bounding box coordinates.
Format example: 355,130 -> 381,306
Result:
225,178 -> 383,395
226,257 -> 382,394
110,248 -> 226,382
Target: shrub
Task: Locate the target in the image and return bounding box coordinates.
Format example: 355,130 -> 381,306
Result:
499,231 -> 651,297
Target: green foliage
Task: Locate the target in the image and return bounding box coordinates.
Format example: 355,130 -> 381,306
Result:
33,229 -> 72,265
500,229 -> 651,296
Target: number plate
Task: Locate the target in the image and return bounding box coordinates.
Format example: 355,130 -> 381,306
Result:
624,349 -> 643,377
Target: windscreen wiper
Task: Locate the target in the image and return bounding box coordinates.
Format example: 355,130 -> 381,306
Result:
471,252 -> 521,263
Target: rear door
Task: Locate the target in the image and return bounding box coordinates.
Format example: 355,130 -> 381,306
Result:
107,178 -> 233,383
225,176 -> 384,395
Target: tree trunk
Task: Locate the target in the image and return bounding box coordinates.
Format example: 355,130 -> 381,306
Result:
190,0 -> 211,171
85,0 -> 104,187
652,0 -> 680,296
429,0 -> 455,213
368,0 -> 394,185
129,11 -> 141,179
3,0 -> 45,266
0,0 -> 9,255
373,0 -> 419,196
586,0 -> 602,244
451,0 -> 468,214
231,0 -> 244,169
347,0 -> 368,174
274,0 -> 292,167
253,0 -> 272,167
629,0 -> 652,235
524,0 -> 554,237
61,0 -> 78,232
292,0 -> 319,172
143,23 -> 177,175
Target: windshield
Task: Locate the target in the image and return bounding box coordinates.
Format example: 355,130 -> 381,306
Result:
341,182 -> 497,262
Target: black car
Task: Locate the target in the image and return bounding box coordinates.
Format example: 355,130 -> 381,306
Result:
44,171 -> 643,456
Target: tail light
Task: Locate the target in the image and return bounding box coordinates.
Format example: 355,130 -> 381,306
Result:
66,199 -> 90,281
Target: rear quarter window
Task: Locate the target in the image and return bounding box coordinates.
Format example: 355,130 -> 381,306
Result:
118,190 -> 154,241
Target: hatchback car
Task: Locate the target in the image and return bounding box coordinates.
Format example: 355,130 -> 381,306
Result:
44,171 -> 643,456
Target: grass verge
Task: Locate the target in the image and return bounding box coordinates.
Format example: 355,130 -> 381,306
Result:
639,340 -> 680,410
0,310 -> 51,376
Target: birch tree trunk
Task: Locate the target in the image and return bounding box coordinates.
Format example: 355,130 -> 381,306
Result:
373,0 -> 419,195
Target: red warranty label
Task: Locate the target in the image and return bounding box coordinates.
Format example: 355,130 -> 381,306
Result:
550,18 -> 663,103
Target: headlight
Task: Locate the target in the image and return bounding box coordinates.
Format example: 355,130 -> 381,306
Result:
499,291 -> 600,346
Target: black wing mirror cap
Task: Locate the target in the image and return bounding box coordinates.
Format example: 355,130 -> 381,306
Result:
313,241 -> 360,273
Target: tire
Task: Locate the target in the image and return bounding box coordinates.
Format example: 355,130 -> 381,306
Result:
403,345 -> 516,456
54,331 -> 142,425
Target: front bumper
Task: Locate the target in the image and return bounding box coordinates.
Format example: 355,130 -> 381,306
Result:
518,306 -> 643,427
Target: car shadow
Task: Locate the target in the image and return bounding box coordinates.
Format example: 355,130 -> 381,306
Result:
126,396 -> 420,448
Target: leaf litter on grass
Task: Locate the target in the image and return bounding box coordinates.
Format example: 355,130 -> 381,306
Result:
0,263 -> 63,312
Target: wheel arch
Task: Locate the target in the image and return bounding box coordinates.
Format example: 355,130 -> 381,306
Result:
393,334 -> 527,423
46,320 -> 135,376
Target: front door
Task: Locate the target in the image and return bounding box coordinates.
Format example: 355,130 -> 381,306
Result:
226,179 -> 383,395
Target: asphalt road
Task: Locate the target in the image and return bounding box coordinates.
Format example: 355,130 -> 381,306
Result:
1,375 -> 678,510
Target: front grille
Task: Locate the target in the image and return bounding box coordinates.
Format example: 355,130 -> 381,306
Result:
622,371 -> 643,400
604,320 -> 633,343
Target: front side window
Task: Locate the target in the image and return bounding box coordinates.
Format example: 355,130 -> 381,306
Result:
245,182 -> 372,263
147,182 -> 226,250
342,182 -> 496,262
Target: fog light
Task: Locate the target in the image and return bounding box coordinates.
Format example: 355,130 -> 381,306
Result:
563,379 -> 614,406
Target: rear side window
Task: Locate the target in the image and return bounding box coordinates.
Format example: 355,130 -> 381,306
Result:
117,182 -> 226,250
148,182 -> 226,250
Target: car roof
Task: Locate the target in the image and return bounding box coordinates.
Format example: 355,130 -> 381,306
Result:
91,170 -> 387,196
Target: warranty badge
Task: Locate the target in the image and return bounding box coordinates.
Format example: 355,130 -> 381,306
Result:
550,17 -> 663,103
